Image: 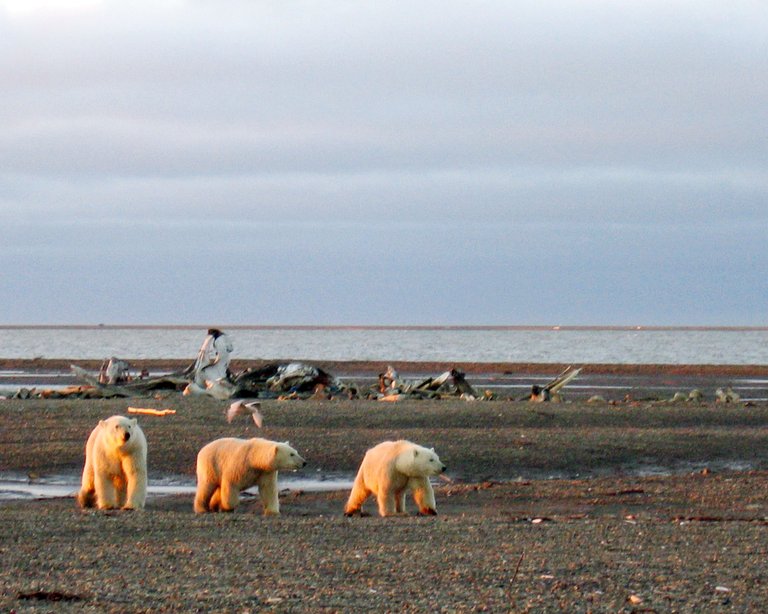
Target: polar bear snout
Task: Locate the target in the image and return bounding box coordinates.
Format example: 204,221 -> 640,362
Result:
286,449 -> 307,471
429,457 -> 446,475
123,432 -> 131,442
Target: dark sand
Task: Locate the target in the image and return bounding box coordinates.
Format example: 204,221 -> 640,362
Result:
1,364 -> 767,612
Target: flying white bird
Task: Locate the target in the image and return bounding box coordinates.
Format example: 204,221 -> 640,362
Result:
226,400 -> 263,427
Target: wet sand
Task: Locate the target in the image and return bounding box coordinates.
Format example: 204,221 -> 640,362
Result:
1,365 -> 767,612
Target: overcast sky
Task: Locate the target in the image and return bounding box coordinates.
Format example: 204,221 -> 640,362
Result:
1,0 -> 766,326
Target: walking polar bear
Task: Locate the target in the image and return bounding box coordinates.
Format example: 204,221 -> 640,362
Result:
344,440 -> 446,517
77,415 -> 148,510
194,437 -> 306,515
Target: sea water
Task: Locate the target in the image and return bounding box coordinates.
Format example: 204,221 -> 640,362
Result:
0,326 -> 766,364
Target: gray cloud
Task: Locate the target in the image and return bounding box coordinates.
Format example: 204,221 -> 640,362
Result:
1,0 -> 766,324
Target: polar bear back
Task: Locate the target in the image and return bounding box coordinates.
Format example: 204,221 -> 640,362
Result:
360,440 -> 445,483
198,437 -> 274,471
194,437 -> 306,514
196,437 -> 304,486
344,439 -> 445,517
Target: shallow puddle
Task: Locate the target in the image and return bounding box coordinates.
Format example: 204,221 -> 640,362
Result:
0,474 -> 353,501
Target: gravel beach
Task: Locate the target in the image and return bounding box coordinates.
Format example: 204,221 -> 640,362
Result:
1,364 -> 767,612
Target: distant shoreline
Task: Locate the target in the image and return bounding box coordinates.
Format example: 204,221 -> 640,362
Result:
2,358 -> 768,377
0,324 -> 766,332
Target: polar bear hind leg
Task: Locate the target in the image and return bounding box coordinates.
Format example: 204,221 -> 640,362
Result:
208,487 -> 223,511
218,482 -> 239,512
343,471 -> 372,516
77,461 -> 97,508
376,490 -> 399,517
194,480 -> 218,513
395,489 -> 407,513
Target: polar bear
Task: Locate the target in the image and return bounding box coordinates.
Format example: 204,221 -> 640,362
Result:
344,440 -> 447,517
77,415 -> 147,510
194,437 -> 306,515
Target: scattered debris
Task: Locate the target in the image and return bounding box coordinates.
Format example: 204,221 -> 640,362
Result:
511,551 -> 525,584
182,329 -> 236,399
269,363 -> 337,392
669,388 -> 706,403
715,386 -> 740,403
529,366 -> 581,402
127,407 -> 176,416
18,590 -> 84,603
70,364 -> 188,397
232,362 -> 351,398
98,356 -> 131,385
374,365 -> 481,401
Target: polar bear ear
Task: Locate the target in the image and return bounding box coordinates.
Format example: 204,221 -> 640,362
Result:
98,419 -> 105,428
130,418 -> 137,427
430,447 -> 435,452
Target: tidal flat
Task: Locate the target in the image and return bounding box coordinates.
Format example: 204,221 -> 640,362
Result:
1,388 -> 767,612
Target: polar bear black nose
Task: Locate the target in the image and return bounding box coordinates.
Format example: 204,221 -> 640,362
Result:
123,432 -> 131,442
441,465 -> 447,472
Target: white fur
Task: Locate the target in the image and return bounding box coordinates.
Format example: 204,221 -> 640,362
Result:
194,437 -> 306,515
77,415 -> 147,510
344,440 -> 446,517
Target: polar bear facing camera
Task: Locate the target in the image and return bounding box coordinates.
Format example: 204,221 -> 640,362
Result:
194,437 -> 306,515
344,440 -> 446,517
77,415 -> 147,510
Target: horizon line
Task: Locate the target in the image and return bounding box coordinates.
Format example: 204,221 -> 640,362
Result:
0,324 -> 766,332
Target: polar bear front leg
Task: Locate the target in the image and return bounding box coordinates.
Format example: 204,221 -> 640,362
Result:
409,477 -> 437,515
113,474 -> 127,508
122,458 -> 147,510
257,472 -> 280,516
77,459 -> 96,508
94,470 -> 118,510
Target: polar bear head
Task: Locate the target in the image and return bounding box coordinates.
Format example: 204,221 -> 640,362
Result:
99,415 -> 141,450
272,441 -> 307,472
396,443 -> 446,477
